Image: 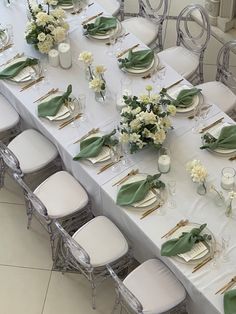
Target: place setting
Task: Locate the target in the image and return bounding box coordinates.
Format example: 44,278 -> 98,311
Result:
37,84 -> 83,128
200,119 -> 236,157
0,54 -> 43,89
161,220 -> 216,269
115,172 -> 166,219
82,13 -> 123,41
117,45 -> 160,78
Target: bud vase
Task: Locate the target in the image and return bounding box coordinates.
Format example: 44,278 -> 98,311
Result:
225,199 -> 233,217
197,181 -> 207,195
95,89 -> 106,103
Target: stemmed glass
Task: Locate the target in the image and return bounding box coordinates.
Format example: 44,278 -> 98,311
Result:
106,33 -> 116,57
80,0 -> 89,19
109,143 -> 122,172
220,233 -> 231,263
78,94 -> 87,121
167,180 -> 176,209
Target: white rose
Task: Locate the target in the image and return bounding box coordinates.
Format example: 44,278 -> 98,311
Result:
44,0 -> 58,5
37,39 -> 53,53
36,12 -> 53,26
130,119 -> 141,131
120,132 -> 129,144
152,129 -> 166,144
52,26 -> 66,42
37,32 -> 46,42
167,104 -> 177,116
51,7 -> 66,19
129,133 -> 141,143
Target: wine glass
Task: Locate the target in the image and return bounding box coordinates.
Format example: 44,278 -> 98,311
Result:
106,33 -> 116,57
109,143 -> 122,172
220,233 -> 231,263
78,94 -> 87,121
167,180 -> 176,209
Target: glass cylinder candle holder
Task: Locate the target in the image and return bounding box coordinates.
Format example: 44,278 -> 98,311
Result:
221,167 -> 236,190
158,147 -> 171,173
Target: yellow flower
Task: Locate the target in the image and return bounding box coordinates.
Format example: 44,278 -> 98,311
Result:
78,51 -> 93,65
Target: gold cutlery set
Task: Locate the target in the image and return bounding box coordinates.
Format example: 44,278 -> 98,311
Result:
161,219 -> 189,238
33,88 -> 59,103
215,276 -> 236,295
81,11 -> 103,25
199,117 -> 224,134
0,43 -> 13,53
73,128 -> 100,144
97,156 -> 123,174
112,169 -> 139,186
20,76 -> 44,91
58,113 -> 83,129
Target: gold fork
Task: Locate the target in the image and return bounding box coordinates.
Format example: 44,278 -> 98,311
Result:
112,169 -> 139,187
215,276 -> 236,295
161,219 -> 189,238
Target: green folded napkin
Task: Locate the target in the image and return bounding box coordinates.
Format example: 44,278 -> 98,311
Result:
118,49 -> 154,70
57,0 -> 73,5
116,173 -> 165,206
38,85 -> 72,117
83,17 -> 117,36
161,224 -> 211,257
0,58 -> 38,80
171,88 -> 201,108
73,129 -> 118,160
224,289 -> 236,314
201,125 -> 236,150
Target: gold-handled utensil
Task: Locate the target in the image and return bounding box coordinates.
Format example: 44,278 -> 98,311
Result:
165,78 -> 184,90
112,169 -> 139,187
58,113 -> 82,129
192,256 -> 213,273
97,156 -> 123,174
0,43 -> 13,53
20,76 -> 44,91
199,117 -> 224,134
116,44 -> 140,58
73,127 -> 100,144
215,276 -> 236,295
0,52 -> 24,67
81,11 -> 103,25
161,219 -> 189,239
33,88 -> 59,103
140,203 -> 161,220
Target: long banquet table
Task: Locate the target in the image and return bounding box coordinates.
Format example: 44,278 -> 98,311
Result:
1,2 -> 236,313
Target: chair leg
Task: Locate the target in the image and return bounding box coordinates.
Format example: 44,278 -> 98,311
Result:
0,158 -> 5,189
48,223 -> 56,261
112,293 -> 121,314
91,280 -> 96,310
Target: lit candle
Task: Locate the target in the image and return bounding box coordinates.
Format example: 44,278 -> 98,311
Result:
158,155 -> 171,173
48,49 -> 59,67
58,43 -> 72,69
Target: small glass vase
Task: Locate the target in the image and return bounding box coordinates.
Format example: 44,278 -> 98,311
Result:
197,180 -> 207,195
84,65 -> 93,81
5,0 -> 11,7
225,199 -> 233,218
95,89 -> 106,103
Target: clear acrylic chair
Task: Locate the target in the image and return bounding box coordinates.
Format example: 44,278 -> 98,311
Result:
121,0 -> 169,51
0,93 -> 21,144
196,40 -> 236,113
54,218 -> 132,310
158,4 -> 211,84
0,129 -> 61,190
107,259 -> 187,314
13,171 -> 92,261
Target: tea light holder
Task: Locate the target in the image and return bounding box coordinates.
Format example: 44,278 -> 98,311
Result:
158,147 -> 171,173
221,167 -> 236,190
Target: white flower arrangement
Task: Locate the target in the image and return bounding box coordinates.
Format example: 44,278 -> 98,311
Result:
79,51 -> 106,100
25,0 -> 69,54
186,159 -> 208,183
119,86 -> 175,153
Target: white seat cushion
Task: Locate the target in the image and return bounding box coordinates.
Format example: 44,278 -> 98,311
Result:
122,17 -> 157,46
96,0 -> 120,15
8,129 -> 58,173
72,216 -> 129,267
123,259 -> 186,314
196,81 -> 236,113
34,171 -> 88,219
0,94 -> 19,132
158,46 -> 199,79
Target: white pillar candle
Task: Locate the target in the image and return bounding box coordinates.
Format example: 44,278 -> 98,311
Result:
158,155 -> 171,173
58,43 -> 72,69
221,173 -> 235,190
48,49 -> 59,67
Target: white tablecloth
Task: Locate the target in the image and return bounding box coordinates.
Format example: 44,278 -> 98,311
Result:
0,2 -> 235,313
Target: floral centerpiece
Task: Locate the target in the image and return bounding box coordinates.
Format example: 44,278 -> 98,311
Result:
119,85 -> 176,153
186,159 -> 208,195
25,0 -> 69,54
79,51 -> 106,102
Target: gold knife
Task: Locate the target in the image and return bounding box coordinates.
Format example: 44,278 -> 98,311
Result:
97,156 -> 123,174
82,12 -> 103,25
112,169 -> 139,187
0,43 -> 13,53
0,53 -> 24,67
140,203 -> 161,220
33,88 -> 59,103
192,256 -> 213,273
20,76 -> 44,92
165,78 -> 184,90
117,44 -> 140,58
73,127 -> 100,144
58,113 -> 82,129
199,117 -> 224,134
161,219 -> 189,238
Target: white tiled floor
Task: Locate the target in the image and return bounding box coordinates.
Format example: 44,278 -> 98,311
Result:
0,175 -> 119,314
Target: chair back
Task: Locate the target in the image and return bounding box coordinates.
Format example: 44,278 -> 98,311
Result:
216,40 -> 236,94
107,264 -> 144,314
13,172 -> 49,219
0,141 -> 22,176
176,4 -> 211,54
54,221 -> 93,271
139,0 -> 169,26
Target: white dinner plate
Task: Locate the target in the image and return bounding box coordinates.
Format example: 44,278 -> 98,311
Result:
168,84 -> 200,113
86,18 -> 121,40
119,173 -> 160,209
167,222 -> 215,265
202,122 -> 236,155
4,56 -> 41,83
39,91 -> 79,121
